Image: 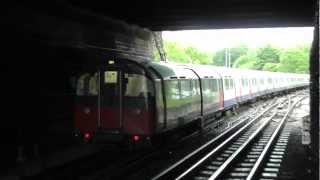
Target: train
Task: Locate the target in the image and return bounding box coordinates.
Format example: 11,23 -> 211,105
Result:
73,58 -> 309,144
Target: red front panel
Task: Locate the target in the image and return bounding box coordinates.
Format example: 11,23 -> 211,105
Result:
100,107 -> 155,135
123,109 -> 154,135
75,106 -> 155,136
100,107 -> 120,129
75,106 -> 97,134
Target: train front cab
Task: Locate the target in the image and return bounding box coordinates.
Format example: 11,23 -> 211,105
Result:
74,59 -> 156,143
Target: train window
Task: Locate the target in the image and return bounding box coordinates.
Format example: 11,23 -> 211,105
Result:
123,66 -> 155,111
201,79 -> 206,91
166,80 -> 180,100
124,74 -> 153,97
212,79 -> 218,91
192,80 -> 200,95
180,80 -> 192,98
190,80 -> 194,95
204,79 -> 215,95
202,79 -> 209,93
208,79 -> 213,89
89,72 -> 98,95
224,78 -> 229,90
229,79 -> 234,89
104,71 -> 118,83
77,73 -> 99,96
76,73 -> 90,96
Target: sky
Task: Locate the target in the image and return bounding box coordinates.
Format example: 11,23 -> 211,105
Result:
162,27 -> 314,52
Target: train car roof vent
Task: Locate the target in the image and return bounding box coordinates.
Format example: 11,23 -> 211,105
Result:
204,76 -> 209,78
170,76 -> 178,79
179,76 -> 186,79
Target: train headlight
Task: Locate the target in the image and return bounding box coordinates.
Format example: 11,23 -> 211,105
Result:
135,109 -> 141,115
84,107 -> 91,115
73,130 -> 81,137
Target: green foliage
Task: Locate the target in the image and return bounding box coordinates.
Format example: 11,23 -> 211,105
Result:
162,41 -> 212,64
185,47 -> 212,64
277,45 -> 310,73
262,63 -> 279,72
158,40 -> 310,73
232,44 -> 310,73
164,41 -> 190,63
212,44 -> 248,67
233,49 -> 257,69
256,44 -> 280,70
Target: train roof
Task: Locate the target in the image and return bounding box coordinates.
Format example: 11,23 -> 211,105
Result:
144,61 -> 309,80
147,62 -> 198,80
180,64 -> 222,78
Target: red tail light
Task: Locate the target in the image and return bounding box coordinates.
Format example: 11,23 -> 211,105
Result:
133,135 -> 140,141
84,132 -> 92,141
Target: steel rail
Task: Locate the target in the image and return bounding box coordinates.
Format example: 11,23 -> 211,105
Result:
207,108 -> 280,180
173,102 -> 281,179
152,101 -> 279,180
246,95 -> 307,180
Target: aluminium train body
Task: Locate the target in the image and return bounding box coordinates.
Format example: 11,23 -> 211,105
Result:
74,59 -> 308,143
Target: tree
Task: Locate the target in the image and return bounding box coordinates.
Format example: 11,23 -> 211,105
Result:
163,41 -> 190,63
256,44 -> 280,70
277,45 -> 310,73
212,44 -> 248,67
233,49 -> 258,69
161,41 -> 212,64
159,40 -> 310,73
185,46 -> 212,64
212,49 -> 225,66
230,45 -> 249,65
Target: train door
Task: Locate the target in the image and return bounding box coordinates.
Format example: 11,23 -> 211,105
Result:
99,67 -> 123,129
74,72 -> 99,136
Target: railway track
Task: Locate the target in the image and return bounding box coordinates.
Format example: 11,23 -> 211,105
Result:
94,97 -> 278,180
29,92 -> 305,180
152,94 -> 306,180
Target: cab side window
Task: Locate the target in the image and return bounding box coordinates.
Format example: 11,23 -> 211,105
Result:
76,72 -> 99,96
89,72 -> 98,95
